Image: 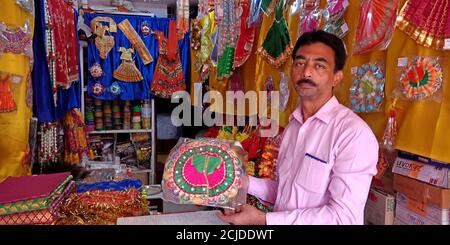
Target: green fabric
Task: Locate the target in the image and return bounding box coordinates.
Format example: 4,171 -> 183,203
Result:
217,46 -> 235,79
261,0 -> 291,59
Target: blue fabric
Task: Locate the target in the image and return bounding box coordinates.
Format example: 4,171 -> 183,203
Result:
76,178 -> 143,193
84,13 -> 190,100
32,1 -> 81,122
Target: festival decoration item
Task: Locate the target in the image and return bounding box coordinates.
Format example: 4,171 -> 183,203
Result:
113,47 -> 144,82
248,0 -> 263,27
233,0 -> 256,68
89,63 -> 104,78
0,72 -> 18,113
0,20 -> 33,63
381,99 -> 397,152
90,17 -> 117,59
257,0 -> 293,68
352,0 -> 399,54
397,0 -> 450,50
38,122 -> 60,165
162,138 -> 248,209
279,72 -> 290,111
118,19 -> 153,65
299,0 -> 322,36
63,109 -> 91,165
140,21 -> 151,36
323,0 -> 349,21
398,56 -> 443,100
350,62 -> 385,113
91,82 -> 105,96
109,82 -> 122,96
16,0 -> 35,15
176,0 -> 190,39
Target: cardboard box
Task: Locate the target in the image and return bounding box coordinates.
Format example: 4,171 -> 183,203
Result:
393,174 -> 450,208
396,192 -> 450,224
131,169 -> 152,185
395,203 -> 437,225
393,157 -> 450,188
364,188 -> 395,225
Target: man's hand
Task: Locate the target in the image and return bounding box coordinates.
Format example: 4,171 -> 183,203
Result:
217,204 -> 267,225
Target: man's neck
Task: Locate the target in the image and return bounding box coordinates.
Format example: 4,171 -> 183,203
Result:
301,95 -> 333,122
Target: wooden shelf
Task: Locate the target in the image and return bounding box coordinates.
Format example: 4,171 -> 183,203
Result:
88,129 -> 152,134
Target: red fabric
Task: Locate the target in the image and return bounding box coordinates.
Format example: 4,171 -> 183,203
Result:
167,20 -> 178,61
233,0 -> 255,68
0,172 -> 70,204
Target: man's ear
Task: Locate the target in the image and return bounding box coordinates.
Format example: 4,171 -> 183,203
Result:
332,70 -> 344,87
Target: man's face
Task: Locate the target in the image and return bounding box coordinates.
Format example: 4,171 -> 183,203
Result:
291,42 -> 343,101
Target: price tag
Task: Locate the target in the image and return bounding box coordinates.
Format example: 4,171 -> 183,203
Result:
398,57 -> 408,67
341,22 -> 349,34
444,39 -> 450,50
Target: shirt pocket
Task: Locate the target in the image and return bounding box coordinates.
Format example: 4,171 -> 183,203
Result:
295,153 -> 332,194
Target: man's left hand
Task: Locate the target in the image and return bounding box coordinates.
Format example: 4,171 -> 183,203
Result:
217,204 -> 266,225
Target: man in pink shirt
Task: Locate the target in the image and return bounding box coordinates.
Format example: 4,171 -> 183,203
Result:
218,30 -> 378,225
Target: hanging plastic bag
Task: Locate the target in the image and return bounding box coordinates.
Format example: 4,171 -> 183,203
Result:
392,56 -> 444,102
299,8 -> 322,36
162,138 -> 248,209
323,16 -> 349,38
352,0 -> 399,55
289,0 -> 302,16
349,61 -> 385,113
323,0 -> 349,22
248,0 -> 263,28
279,72 -> 290,111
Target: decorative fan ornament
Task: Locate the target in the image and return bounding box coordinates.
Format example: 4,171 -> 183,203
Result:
352,0 -> 399,54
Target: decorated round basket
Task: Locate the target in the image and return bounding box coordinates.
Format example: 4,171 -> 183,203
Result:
399,56 -> 443,100
162,138 -> 247,208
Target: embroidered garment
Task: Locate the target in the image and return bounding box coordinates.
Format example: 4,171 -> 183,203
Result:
216,0 -> 238,80
113,47 -> 143,82
0,21 -> 33,63
176,0 -> 190,39
151,20 -> 186,98
397,0 -> 450,50
199,11 -> 216,67
90,16 -> 117,59
0,72 -> 17,113
162,138 -> 247,208
257,0 -> 293,68
233,0 -> 256,68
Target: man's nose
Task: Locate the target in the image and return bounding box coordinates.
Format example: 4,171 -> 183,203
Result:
303,62 -> 313,78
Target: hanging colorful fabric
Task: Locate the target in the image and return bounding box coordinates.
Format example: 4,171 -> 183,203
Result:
352,0 -> 399,55
113,47 -> 143,82
25,72 -> 32,109
216,0 -> 238,80
151,20 -> 186,98
90,16 -> 117,59
399,56 -> 443,100
260,0 -> 277,16
257,0 -> 293,69
0,72 -> 17,113
63,109 -> 90,165
298,0 -> 322,36
233,0 -> 256,68
176,0 -> 190,39
279,72 -> 289,111
248,0 -> 263,27
397,0 -> 450,50
162,138 -> 247,208
198,11 -> 216,68
350,63 -> 385,113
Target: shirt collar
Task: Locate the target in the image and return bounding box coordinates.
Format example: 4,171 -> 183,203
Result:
289,96 -> 339,125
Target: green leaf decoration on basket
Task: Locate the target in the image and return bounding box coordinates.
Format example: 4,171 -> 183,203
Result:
193,155 -> 222,175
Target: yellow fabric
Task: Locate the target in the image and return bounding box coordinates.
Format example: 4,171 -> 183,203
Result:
191,1 -> 450,163
0,1 -> 34,181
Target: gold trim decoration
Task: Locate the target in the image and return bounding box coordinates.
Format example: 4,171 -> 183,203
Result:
118,19 -> 153,65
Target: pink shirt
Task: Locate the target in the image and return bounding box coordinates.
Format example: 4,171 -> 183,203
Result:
248,96 -> 378,225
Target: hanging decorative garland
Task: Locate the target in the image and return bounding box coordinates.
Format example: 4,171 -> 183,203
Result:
350,63 -> 385,113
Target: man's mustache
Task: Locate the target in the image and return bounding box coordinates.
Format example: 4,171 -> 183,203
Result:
296,78 -> 317,87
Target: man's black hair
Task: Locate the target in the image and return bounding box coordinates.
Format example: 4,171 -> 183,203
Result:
292,30 -> 347,72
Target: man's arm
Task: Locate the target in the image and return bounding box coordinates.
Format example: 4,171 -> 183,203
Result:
248,175 -> 278,204
266,126 -> 378,225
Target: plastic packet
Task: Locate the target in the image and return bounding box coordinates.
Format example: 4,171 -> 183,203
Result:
162,137 -> 248,209
349,61 -> 385,113
289,0 -> 302,16
323,0 -> 349,22
352,0 -> 399,55
392,56 -> 444,102
248,0 -> 263,28
323,16 -> 349,38
299,8 -> 322,36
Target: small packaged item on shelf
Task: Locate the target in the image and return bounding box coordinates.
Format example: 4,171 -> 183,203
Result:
349,61 -> 385,113
162,138 -> 248,209
392,56 -> 444,102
